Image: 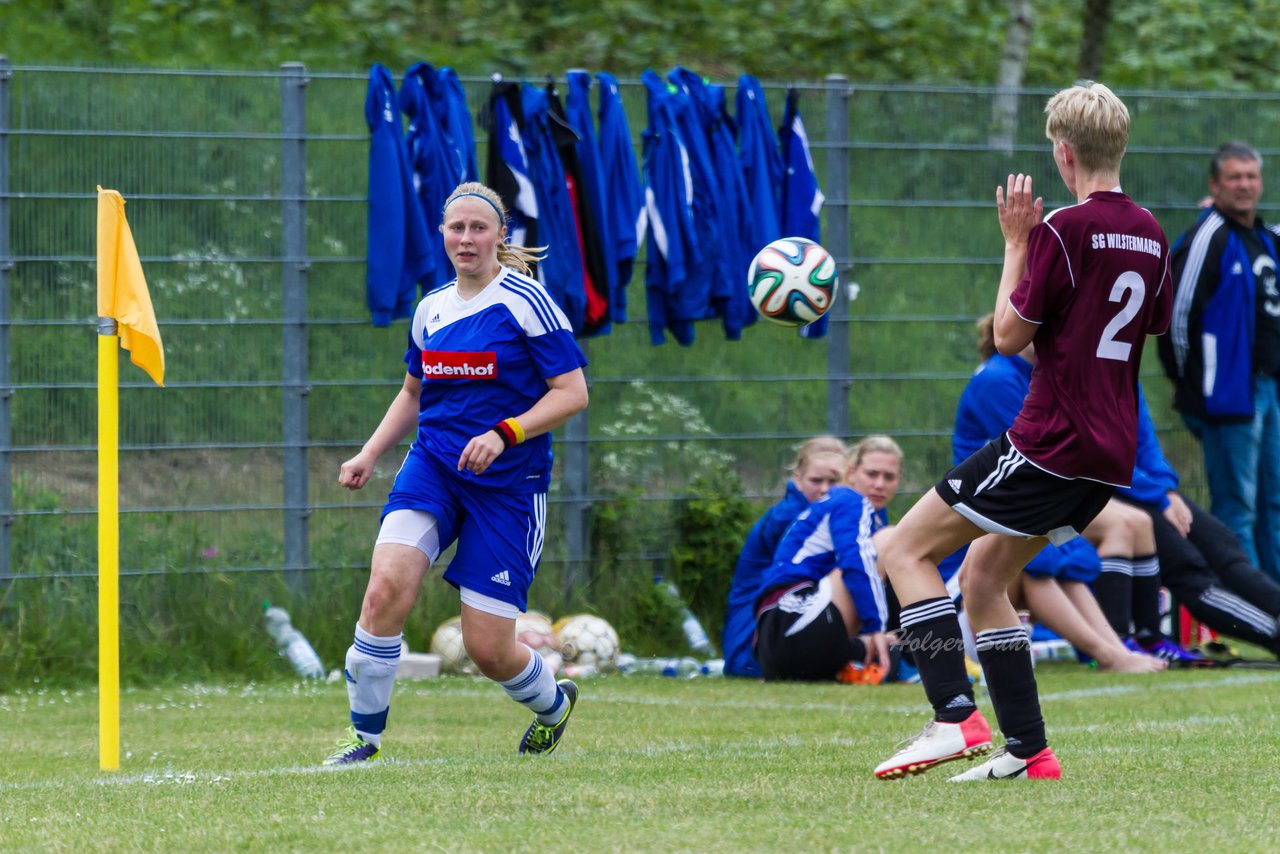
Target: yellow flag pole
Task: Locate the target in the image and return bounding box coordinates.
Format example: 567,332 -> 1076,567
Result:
97,317 -> 120,772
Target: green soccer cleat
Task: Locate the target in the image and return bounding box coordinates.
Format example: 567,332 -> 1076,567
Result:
518,679 -> 578,755
322,725 -> 380,766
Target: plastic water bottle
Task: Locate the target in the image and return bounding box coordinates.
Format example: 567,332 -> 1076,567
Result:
1030,639 -> 1075,663
699,658 -> 724,677
661,657 -> 701,678
262,602 -> 325,679
661,581 -> 716,656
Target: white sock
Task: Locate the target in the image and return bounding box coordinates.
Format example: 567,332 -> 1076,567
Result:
345,623 -> 402,746
499,644 -> 566,724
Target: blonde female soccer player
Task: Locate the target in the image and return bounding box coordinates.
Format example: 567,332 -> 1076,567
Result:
325,182 -> 588,764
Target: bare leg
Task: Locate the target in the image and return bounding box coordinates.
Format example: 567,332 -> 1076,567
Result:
880,489 -> 986,604
359,543 -> 431,635
460,603 -> 532,682
1058,580 -> 1165,672
959,535 -> 1051,631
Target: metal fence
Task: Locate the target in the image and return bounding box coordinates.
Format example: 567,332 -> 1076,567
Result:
3,60 -> 1273,588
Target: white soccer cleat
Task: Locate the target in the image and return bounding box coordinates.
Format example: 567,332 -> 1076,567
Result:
948,745 -> 1061,781
874,709 -> 994,779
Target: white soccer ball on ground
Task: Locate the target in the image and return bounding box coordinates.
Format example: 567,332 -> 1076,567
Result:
517,610 -> 564,674
747,236 -> 838,327
554,613 -> 620,671
429,616 -> 477,676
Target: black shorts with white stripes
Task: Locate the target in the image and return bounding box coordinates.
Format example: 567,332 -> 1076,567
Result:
755,580 -> 855,681
937,433 -> 1113,545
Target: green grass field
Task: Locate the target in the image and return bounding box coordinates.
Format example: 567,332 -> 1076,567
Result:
5,666 -> 1280,853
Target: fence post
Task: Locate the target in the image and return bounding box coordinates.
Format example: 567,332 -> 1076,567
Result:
0,56 -> 12,583
281,62 -> 309,593
824,74 -> 852,438
562,339 -> 590,595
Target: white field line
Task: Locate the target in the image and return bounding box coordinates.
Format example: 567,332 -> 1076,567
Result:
5,673 -> 1276,794
1,735 -> 817,793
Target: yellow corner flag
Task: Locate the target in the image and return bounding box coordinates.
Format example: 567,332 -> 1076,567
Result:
96,186 -> 165,386
96,187 -> 165,771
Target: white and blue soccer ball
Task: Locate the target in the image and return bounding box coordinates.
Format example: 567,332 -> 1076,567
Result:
553,614 -> 620,671
747,237 -> 838,327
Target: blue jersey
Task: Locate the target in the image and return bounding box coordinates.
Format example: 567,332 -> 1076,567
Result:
404,266 -> 587,492
953,353 -> 1034,464
723,482 -> 810,678
763,485 -> 887,634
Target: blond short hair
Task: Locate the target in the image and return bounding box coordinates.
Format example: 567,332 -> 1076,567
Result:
1044,81 -> 1129,174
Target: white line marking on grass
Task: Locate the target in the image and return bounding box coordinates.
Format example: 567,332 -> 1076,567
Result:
1040,671 -> 1280,702
0,736 -> 819,793
1053,714 -> 1243,735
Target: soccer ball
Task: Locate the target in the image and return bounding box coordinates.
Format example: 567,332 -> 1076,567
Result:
517,610 -> 564,674
553,614 -> 620,671
747,237 -> 838,327
429,616 -> 477,676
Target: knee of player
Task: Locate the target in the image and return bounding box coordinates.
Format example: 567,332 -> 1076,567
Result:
360,577 -> 411,622
462,630 -> 515,676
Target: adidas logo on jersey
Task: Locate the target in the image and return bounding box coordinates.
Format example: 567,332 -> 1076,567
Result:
948,479 -> 963,493
430,313 -> 440,323
491,570 -> 511,586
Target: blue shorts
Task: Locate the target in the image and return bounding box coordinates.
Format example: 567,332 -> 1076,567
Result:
383,446 -> 547,611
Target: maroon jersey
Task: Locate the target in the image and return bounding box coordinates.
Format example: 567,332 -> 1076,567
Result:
1008,191 -> 1173,485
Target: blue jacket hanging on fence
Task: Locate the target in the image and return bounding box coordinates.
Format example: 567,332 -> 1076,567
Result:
520,83 -> 587,333
550,77 -> 611,336
401,63 -> 464,294
596,71 -> 645,322
780,88 -> 829,339
565,71 -> 617,336
641,69 -> 699,345
364,64 -> 432,327
705,82 -> 757,339
437,67 -> 478,184
736,75 -> 784,255
664,68 -> 725,339
411,64 -> 478,292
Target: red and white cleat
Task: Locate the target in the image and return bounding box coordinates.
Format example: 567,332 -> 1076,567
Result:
948,745 -> 1062,781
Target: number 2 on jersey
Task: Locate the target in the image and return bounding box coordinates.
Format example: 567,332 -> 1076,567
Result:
1096,271 -> 1145,362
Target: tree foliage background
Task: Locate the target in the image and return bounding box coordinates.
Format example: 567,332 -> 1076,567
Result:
3,0 -> 1280,89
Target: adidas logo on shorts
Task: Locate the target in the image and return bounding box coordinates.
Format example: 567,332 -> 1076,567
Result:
948,479 -> 963,493
491,570 -> 511,586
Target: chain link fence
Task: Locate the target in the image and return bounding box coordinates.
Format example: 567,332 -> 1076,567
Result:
3,61 -> 1270,591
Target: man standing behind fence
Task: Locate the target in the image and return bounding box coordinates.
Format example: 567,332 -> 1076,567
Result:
1160,141 -> 1280,583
